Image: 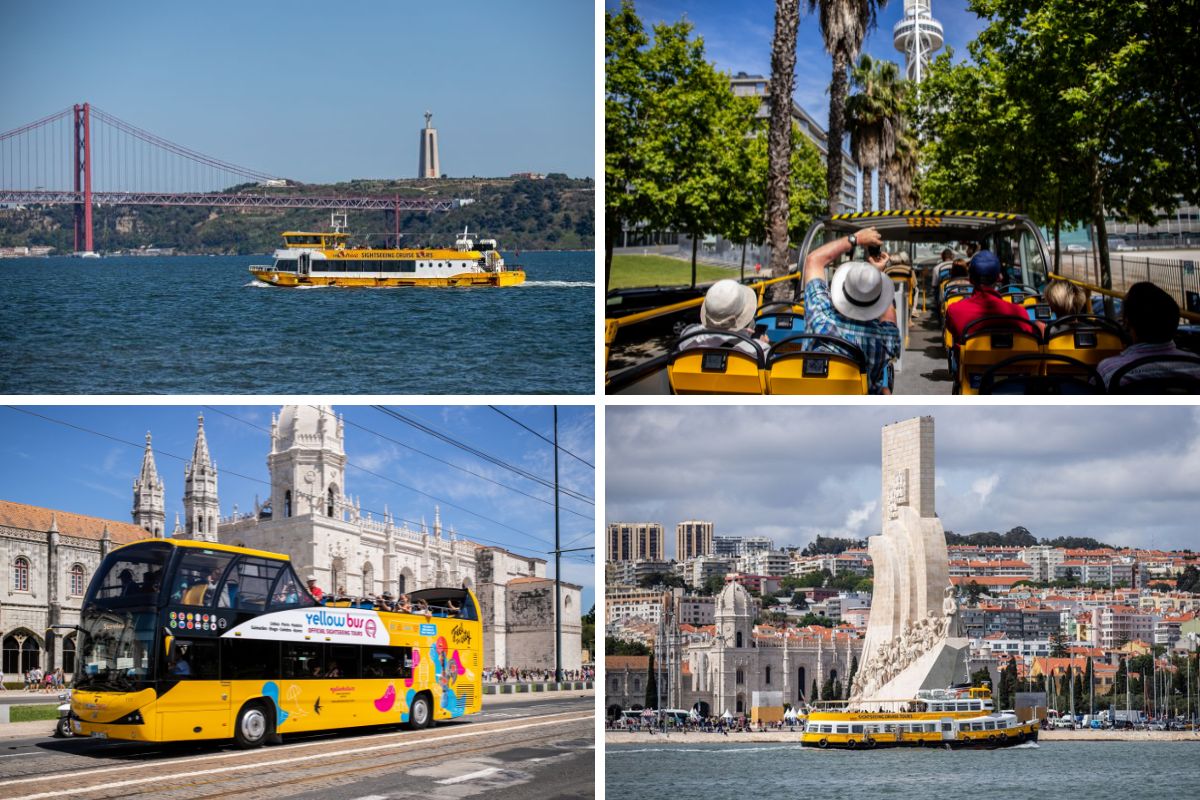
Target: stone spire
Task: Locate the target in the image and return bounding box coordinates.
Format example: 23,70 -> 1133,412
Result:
183,413 -> 220,542
132,432 -> 166,536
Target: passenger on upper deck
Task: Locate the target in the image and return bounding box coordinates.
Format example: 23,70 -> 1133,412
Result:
943,259 -> 970,293
1041,280 -> 1091,331
306,575 -> 324,602
678,279 -> 770,356
802,226 -> 900,394
1097,282 -> 1200,389
945,250 -> 1031,343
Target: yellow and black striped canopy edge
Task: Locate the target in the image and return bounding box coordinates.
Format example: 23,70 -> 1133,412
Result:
830,209 -> 1019,221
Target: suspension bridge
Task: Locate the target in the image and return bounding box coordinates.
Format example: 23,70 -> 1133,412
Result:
0,103 -> 465,254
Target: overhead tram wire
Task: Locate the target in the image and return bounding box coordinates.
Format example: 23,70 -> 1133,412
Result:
373,406 -> 595,506
197,407 -> 594,565
487,406 -> 595,469
4,407 -> 591,565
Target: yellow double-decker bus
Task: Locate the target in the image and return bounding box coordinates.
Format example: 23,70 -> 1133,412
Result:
70,539 -> 482,748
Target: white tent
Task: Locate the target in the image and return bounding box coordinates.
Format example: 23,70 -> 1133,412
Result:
722,709 -> 733,720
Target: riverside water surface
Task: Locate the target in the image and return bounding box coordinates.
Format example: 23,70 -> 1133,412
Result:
607,741 -> 1200,800
0,251 -> 593,394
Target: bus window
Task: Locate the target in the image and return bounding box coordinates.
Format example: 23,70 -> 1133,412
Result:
90,545 -> 171,605
328,644 -> 361,680
282,642 -> 323,679
365,647 -> 413,680
171,551 -> 236,607
268,566 -> 315,611
220,638 -> 279,681
219,557 -> 283,612
167,639 -> 219,680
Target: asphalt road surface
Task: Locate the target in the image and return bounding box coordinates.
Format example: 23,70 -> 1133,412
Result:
0,692 -> 594,800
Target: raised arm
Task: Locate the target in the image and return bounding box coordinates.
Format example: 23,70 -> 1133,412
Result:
803,227 -> 883,285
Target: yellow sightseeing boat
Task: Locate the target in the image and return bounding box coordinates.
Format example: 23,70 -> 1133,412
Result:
249,221 -> 525,287
801,685 -> 1038,750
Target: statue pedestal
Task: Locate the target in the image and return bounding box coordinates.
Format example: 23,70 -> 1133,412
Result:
849,636 -> 970,708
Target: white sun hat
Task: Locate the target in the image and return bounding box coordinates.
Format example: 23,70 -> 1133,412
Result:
700,279 -> 758,331
830,261 -> 895,321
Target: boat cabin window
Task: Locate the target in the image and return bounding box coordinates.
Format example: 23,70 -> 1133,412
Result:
273,260 -> 297,272
851,725 -> 863,734
942,723 -> 953,732
836,725 -> 849,734
985,720 -> 996,730
285,235 -> 325,247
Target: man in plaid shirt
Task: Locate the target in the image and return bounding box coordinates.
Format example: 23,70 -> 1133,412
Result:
802,226 -> 901,394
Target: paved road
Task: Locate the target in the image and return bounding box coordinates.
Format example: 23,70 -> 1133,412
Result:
0,693 -> 594,800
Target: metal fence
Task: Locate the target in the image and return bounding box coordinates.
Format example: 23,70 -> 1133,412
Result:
1054,252 -> 1200,314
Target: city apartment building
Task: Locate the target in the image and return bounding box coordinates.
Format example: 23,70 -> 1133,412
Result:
1094,605 -> 1156,649
605,559 -> 672,587
680,556 -> 733,590
1018,545 -> 1066,582
607,522 -> 665,562
676,520 -> 714,561
713,535 -> 773,558
738,549 -> 791,578
960,605 -> 1063,640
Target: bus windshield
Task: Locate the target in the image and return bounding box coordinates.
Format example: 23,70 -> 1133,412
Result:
87,541 -> 171,607
74,608 -> 158,692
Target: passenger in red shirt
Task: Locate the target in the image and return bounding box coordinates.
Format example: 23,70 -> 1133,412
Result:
306,575 -> 324,601
945,250 -> 1031,343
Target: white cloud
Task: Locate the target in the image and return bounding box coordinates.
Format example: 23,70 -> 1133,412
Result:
971,474 -> 999,505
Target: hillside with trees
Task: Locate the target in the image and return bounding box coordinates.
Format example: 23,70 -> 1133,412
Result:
944,526 -> 1114,551
0,175 -> 594,254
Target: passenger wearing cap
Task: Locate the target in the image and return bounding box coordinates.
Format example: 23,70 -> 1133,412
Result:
944,249 -> 1031,344
679,279 -> 770,356
802,226 -> 901,394
305,574 -> 324,602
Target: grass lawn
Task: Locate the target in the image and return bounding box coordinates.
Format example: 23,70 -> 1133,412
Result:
10,705 -> 59,723
609,254 -> 736,289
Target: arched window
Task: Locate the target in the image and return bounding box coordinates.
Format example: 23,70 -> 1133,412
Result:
62,635 -> 76,674
397,573 -> 406,595
69,564 -> 85,596
331,557 -> 345,595
13,557 -> 29,592
736,668 -> 744,685
735,631 -> 743,648
765,665 -> 772,685
798,667 -> 807,700
362,561 -> 375,596
327,485 -> 337,517
284,490 -> 292,518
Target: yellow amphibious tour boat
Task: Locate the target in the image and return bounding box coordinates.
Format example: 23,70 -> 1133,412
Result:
802,685 -> 1038,750
250,217 -> 524,287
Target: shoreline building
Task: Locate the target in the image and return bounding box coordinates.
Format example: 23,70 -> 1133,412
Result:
676,520 -> 714,561
607,522 -> 665,563
418,111 -> 441,179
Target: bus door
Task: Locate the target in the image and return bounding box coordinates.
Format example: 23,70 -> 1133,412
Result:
940,717 -> 956,742
157,637 -> 230,740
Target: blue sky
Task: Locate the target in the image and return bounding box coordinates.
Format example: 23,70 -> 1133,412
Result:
0,404 -> 595,610
612,0 -> 985,133
609,406 -> 1200,554
0,1 -> 595,181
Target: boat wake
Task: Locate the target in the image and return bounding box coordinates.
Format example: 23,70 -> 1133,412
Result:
519,280 -> 594,288
1011,741 -> 1040,749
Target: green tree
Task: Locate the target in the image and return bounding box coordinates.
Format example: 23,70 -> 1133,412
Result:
812,677 -> 821,702
854,578 -> 874,594
846,54 -> 903,211
807,0 -> 888,213
846,654 -> 859,698
582,605 -> 595,655
971,666 -> 993,689
604,0 -> 651,291
606,637 -> 650,656
1049,631 -> 1069,658
965,580 -> 984,605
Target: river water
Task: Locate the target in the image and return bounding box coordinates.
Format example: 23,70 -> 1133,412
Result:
607,741 -> 1200,800
0,251 -> 594,394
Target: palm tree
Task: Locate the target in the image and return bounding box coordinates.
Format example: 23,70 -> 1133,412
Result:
807,0 -> 888,214
885,117 -> 918,207
846,55 -> 900,211
767,0 -> 802,279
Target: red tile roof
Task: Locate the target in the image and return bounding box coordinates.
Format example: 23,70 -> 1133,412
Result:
0,499 -> 147,544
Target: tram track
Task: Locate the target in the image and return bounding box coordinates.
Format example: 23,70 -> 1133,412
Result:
0,709 -> 592,800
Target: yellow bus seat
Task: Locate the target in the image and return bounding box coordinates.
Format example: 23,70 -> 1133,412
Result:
764,334 -> 869,395
181,583 -> 208,605
978,354 -> 1104,395
956,316 -> 1044,395
667,330 -> 766,395
1043,315 -> 1128,369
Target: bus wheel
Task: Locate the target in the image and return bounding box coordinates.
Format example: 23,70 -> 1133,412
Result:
234,702 -> 270,749
408,692 -> 432,731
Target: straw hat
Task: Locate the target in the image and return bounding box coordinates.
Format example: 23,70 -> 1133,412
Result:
830,261 -> 894,321
701,279 -> 757,331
